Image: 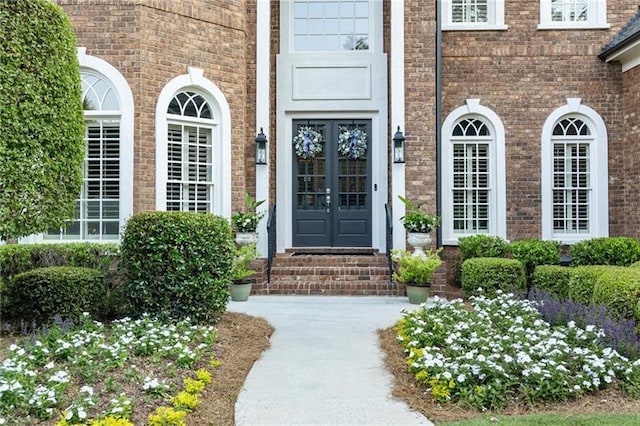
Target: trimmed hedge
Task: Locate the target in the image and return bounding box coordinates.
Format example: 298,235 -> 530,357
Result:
592,267 -> 640,322
510,239 -> 560,287
461,257 -> 526,298
0,242 -> 119,282
531,265 -> 573,299
569,237 -> 640,267
0,243 -> 122,319
0,0 -> 85,240
458,235 -> 510,260
121,212 -> 235,323
567,266 -> 615,306
7,266 -> 104,322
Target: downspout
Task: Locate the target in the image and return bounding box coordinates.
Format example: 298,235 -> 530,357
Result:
435,0 -> 443,247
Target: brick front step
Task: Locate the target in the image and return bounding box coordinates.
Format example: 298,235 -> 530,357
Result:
253,249 -> 399,296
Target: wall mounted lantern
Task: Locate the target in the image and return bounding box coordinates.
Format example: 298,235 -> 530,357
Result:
255,127 -> 267,165
393,126 -> 405,163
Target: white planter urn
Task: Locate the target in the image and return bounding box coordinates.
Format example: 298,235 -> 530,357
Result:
235,232 -> 258,246
407,232 -> 431,257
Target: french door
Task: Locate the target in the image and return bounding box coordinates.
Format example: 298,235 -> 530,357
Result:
292,119 -> 372,247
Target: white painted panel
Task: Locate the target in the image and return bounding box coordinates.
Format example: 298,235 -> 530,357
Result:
292,65 -> 371,100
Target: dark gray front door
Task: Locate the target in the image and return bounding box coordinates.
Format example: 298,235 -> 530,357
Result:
293,119 -> 372,247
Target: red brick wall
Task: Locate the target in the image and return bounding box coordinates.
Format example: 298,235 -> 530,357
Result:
56,0 -> 251,214
438,0 -> 635,240
623,66 -> 640,238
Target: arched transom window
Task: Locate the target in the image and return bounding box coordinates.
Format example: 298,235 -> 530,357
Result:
551,117 -> 592,235
451,118 -> 492,234
165,91 -> 215,213
47,71 -> 121,240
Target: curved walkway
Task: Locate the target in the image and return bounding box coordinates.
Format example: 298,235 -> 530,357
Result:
229,296 -> 433,426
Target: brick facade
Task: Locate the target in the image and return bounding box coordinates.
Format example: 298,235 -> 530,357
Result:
57,0 -> 251,214
52,1 -> 640,291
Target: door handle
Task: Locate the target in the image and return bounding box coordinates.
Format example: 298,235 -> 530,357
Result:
325,188 -> 331,213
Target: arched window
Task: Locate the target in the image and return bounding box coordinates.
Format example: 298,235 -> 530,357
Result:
541,99 -> 608,242
45,49 -> 134,241
166,91 -> 214,212
155,68 -> 231,217
441,99 -> 506,245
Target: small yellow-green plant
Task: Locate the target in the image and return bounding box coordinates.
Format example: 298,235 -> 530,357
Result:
147,407 -> 186,426
171,391 -> 199,412
195,369 -> 212,384
90,417 -> 135,426
209,358 -> 222,368
183,377 -> 205,395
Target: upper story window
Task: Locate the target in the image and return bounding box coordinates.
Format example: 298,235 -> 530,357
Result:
293,0 -> 369,51
541,99 -> 608,243
442,0 -> 507,31
538,0 -> 609,29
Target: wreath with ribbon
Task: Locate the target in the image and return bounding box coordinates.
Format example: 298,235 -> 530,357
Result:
293,127 -> 324,159
338,127 -> 368,160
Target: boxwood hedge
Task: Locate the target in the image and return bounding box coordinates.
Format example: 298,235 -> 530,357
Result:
461,257 -> 526,298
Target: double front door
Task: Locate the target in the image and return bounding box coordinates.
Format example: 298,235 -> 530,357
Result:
292,119 -> 372,247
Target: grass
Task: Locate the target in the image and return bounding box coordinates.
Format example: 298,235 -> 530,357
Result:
443,413 -> 640,425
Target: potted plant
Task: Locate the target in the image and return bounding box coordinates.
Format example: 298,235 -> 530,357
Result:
230,244 -> 258,302
231,192 -> 265,246
392,248 -> 442,304
398,195 -> 441,256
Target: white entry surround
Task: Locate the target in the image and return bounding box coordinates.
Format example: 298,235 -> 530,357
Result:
275,0 -> 388,252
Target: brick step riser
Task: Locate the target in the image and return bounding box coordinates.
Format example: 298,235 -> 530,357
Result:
272,257 -> 389,267
253,281 -> 404,296
270,267 -> 390,276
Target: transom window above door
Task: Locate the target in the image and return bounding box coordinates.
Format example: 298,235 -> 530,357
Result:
293,0 -> 369,51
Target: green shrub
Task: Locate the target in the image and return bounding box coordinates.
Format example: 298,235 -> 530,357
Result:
0,0 -> 85,240
592,267 -> 640,321
391,249 -> 442,286
569,237 -> 640,266
121,212 -> 235,323
532,265 -> 573,299
567,266 -> 614,306
461,257 -> 526,298
458,235 -> 510,260
0,243 -> 122,319
453,235 -> 510,286
6,266 -> 104,322
510,239 -> 560,286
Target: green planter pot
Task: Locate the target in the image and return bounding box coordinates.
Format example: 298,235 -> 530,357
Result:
405,284 -> 430,304
230,281 -> 252,302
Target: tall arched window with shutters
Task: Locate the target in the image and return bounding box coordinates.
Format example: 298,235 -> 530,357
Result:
45,50 -> 134,241
441,99 -> 506,245
155,68 -> 231,217
541,99 -> 608,242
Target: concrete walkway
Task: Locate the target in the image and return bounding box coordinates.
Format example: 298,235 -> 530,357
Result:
229,296 -> 433,426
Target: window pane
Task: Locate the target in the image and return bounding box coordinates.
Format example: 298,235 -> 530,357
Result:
293,0 -> 369,51
551,0 -> 588,22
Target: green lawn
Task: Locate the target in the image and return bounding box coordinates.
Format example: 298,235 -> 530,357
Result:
443,413 -> 640,426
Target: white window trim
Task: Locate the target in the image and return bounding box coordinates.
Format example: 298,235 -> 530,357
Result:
538,0 -> 609,30
442,0 -> 508,31
441,99 -> 506,245
155,67 -> 231,219
541,98 -> 608,243
23,48 -> 134,244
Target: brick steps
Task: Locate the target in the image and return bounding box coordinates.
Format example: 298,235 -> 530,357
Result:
252,248 -> 404,296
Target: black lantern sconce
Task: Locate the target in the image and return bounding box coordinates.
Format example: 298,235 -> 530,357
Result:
393,126 -> 405,163
255,127 -> 267,165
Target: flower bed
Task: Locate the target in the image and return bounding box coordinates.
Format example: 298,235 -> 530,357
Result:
397,292 -> 640,411
0,314 -> 218,424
